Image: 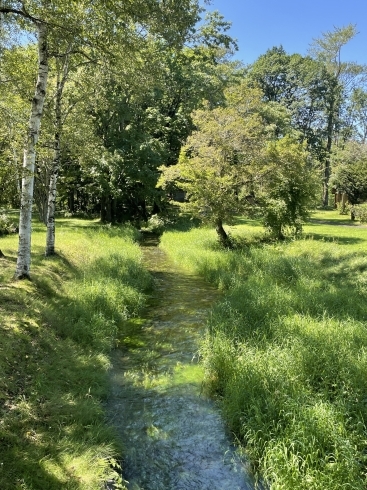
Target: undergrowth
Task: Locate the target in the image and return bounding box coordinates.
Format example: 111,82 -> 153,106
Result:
0,218 -> 151,489
160,210 -> 367,489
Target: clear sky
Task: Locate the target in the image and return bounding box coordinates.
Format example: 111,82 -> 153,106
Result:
207,0 -> 367,66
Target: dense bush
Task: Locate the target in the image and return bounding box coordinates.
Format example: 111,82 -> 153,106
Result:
352,203 -> 367,223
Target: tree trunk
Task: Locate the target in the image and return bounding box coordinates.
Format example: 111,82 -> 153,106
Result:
45,159 -> 59,255
106,196 -> 112,223
45,56 -> 68,256
215,218 -> 232,248
68,189 -> 75,213
14,22 -> 48,279
100,195 -> 108,222
322,103 -> 334,208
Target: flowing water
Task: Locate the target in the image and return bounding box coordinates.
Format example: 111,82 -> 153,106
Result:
107,240 -> 256,490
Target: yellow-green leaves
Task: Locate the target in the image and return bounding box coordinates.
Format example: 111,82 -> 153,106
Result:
159,83 -> 267,228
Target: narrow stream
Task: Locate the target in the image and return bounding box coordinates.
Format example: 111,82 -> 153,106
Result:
107,240 -> 256,490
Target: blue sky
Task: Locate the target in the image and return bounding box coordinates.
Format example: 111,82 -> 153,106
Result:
206,0 -> 367,66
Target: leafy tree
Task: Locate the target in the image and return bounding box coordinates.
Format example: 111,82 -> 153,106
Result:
246,46 -> 329,143
0,0 -> 202,278
260,136 -> 319,238
159,83 -> 318,243
309,24 -> 366,206
83,12 -> 239,224
158,83 -> 267,245
0,45 -> 31,207
345,88 -> 367,143
330,141 -> 367,217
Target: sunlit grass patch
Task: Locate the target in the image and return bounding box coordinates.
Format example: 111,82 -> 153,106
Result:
0,218 -> 151,489
160,213 -> 367,489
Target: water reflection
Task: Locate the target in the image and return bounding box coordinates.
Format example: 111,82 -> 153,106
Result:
107,244 -> 255,490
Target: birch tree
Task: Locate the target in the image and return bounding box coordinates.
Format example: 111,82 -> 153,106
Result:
1,0 -> 201,278
44,50 -> 69,256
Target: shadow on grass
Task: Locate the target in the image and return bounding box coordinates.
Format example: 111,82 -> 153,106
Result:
303,232 -> 365,245
0,287 -> 112,488
231,216 -> 264,227
164,213 -> 202,232
0,241 -> 151,488
308,217 -> 360,226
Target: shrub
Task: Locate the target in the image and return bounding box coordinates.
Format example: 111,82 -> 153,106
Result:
143,214 -> 166,234
0,214 -> 17,235
352,203 -> 367,223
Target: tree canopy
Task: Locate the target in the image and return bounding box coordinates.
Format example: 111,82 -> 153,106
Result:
1,5 -> 367,262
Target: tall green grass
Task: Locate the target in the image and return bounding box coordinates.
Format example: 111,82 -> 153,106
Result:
160,211 -> 367,489
0,218 -> 151,489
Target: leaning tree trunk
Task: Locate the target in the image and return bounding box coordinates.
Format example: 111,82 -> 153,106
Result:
14,22 -> 48,279
45,56 -> 68,257
215,218 -> 231,248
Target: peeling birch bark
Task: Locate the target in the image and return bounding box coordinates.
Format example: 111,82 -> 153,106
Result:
14,22 -> 48,279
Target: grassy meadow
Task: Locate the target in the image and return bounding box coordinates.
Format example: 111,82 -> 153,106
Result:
161,210 -> 367,489
0,216 -> 151,489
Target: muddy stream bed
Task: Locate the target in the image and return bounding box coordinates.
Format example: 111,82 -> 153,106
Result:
106,239 -> 256,490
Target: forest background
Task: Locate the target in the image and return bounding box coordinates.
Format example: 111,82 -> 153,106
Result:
1,0 -> 367,274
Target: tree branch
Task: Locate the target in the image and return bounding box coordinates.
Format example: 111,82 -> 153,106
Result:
0,6 -> 40,24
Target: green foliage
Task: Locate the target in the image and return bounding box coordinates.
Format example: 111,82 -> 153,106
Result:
159,82 -> 267,242
160,94 -> 318,242
141,214 -> 166,234
0,218 -> 151,488
347,88 -> 367,142
260,137 -> 319,238
309,24 -> 360,76
351,203 -> 367,223
331,141 -> 367,205
84,18 -> 240,222
160,215 -> 367,489
0,213 -> 17,235
246,46 -> 331,157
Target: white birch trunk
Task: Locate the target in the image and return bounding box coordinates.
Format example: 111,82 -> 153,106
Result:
45,55 -> 68,256
14,148 -> 21,202
45,157 -> 58,256
14,22 -> 48,279
0,0 -> 4,34
45,79 -> 61,256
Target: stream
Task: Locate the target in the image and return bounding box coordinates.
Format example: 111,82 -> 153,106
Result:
107,240 -> 256,490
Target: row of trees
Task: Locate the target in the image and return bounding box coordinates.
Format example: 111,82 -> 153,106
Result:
159,82 -> 318,244
1,1 -> 367,275
1,0 -> 228,277
159,26 -> 367,243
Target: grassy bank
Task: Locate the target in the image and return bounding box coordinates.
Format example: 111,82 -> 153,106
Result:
160,211 -> 367,489
0,217 -> 151,489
